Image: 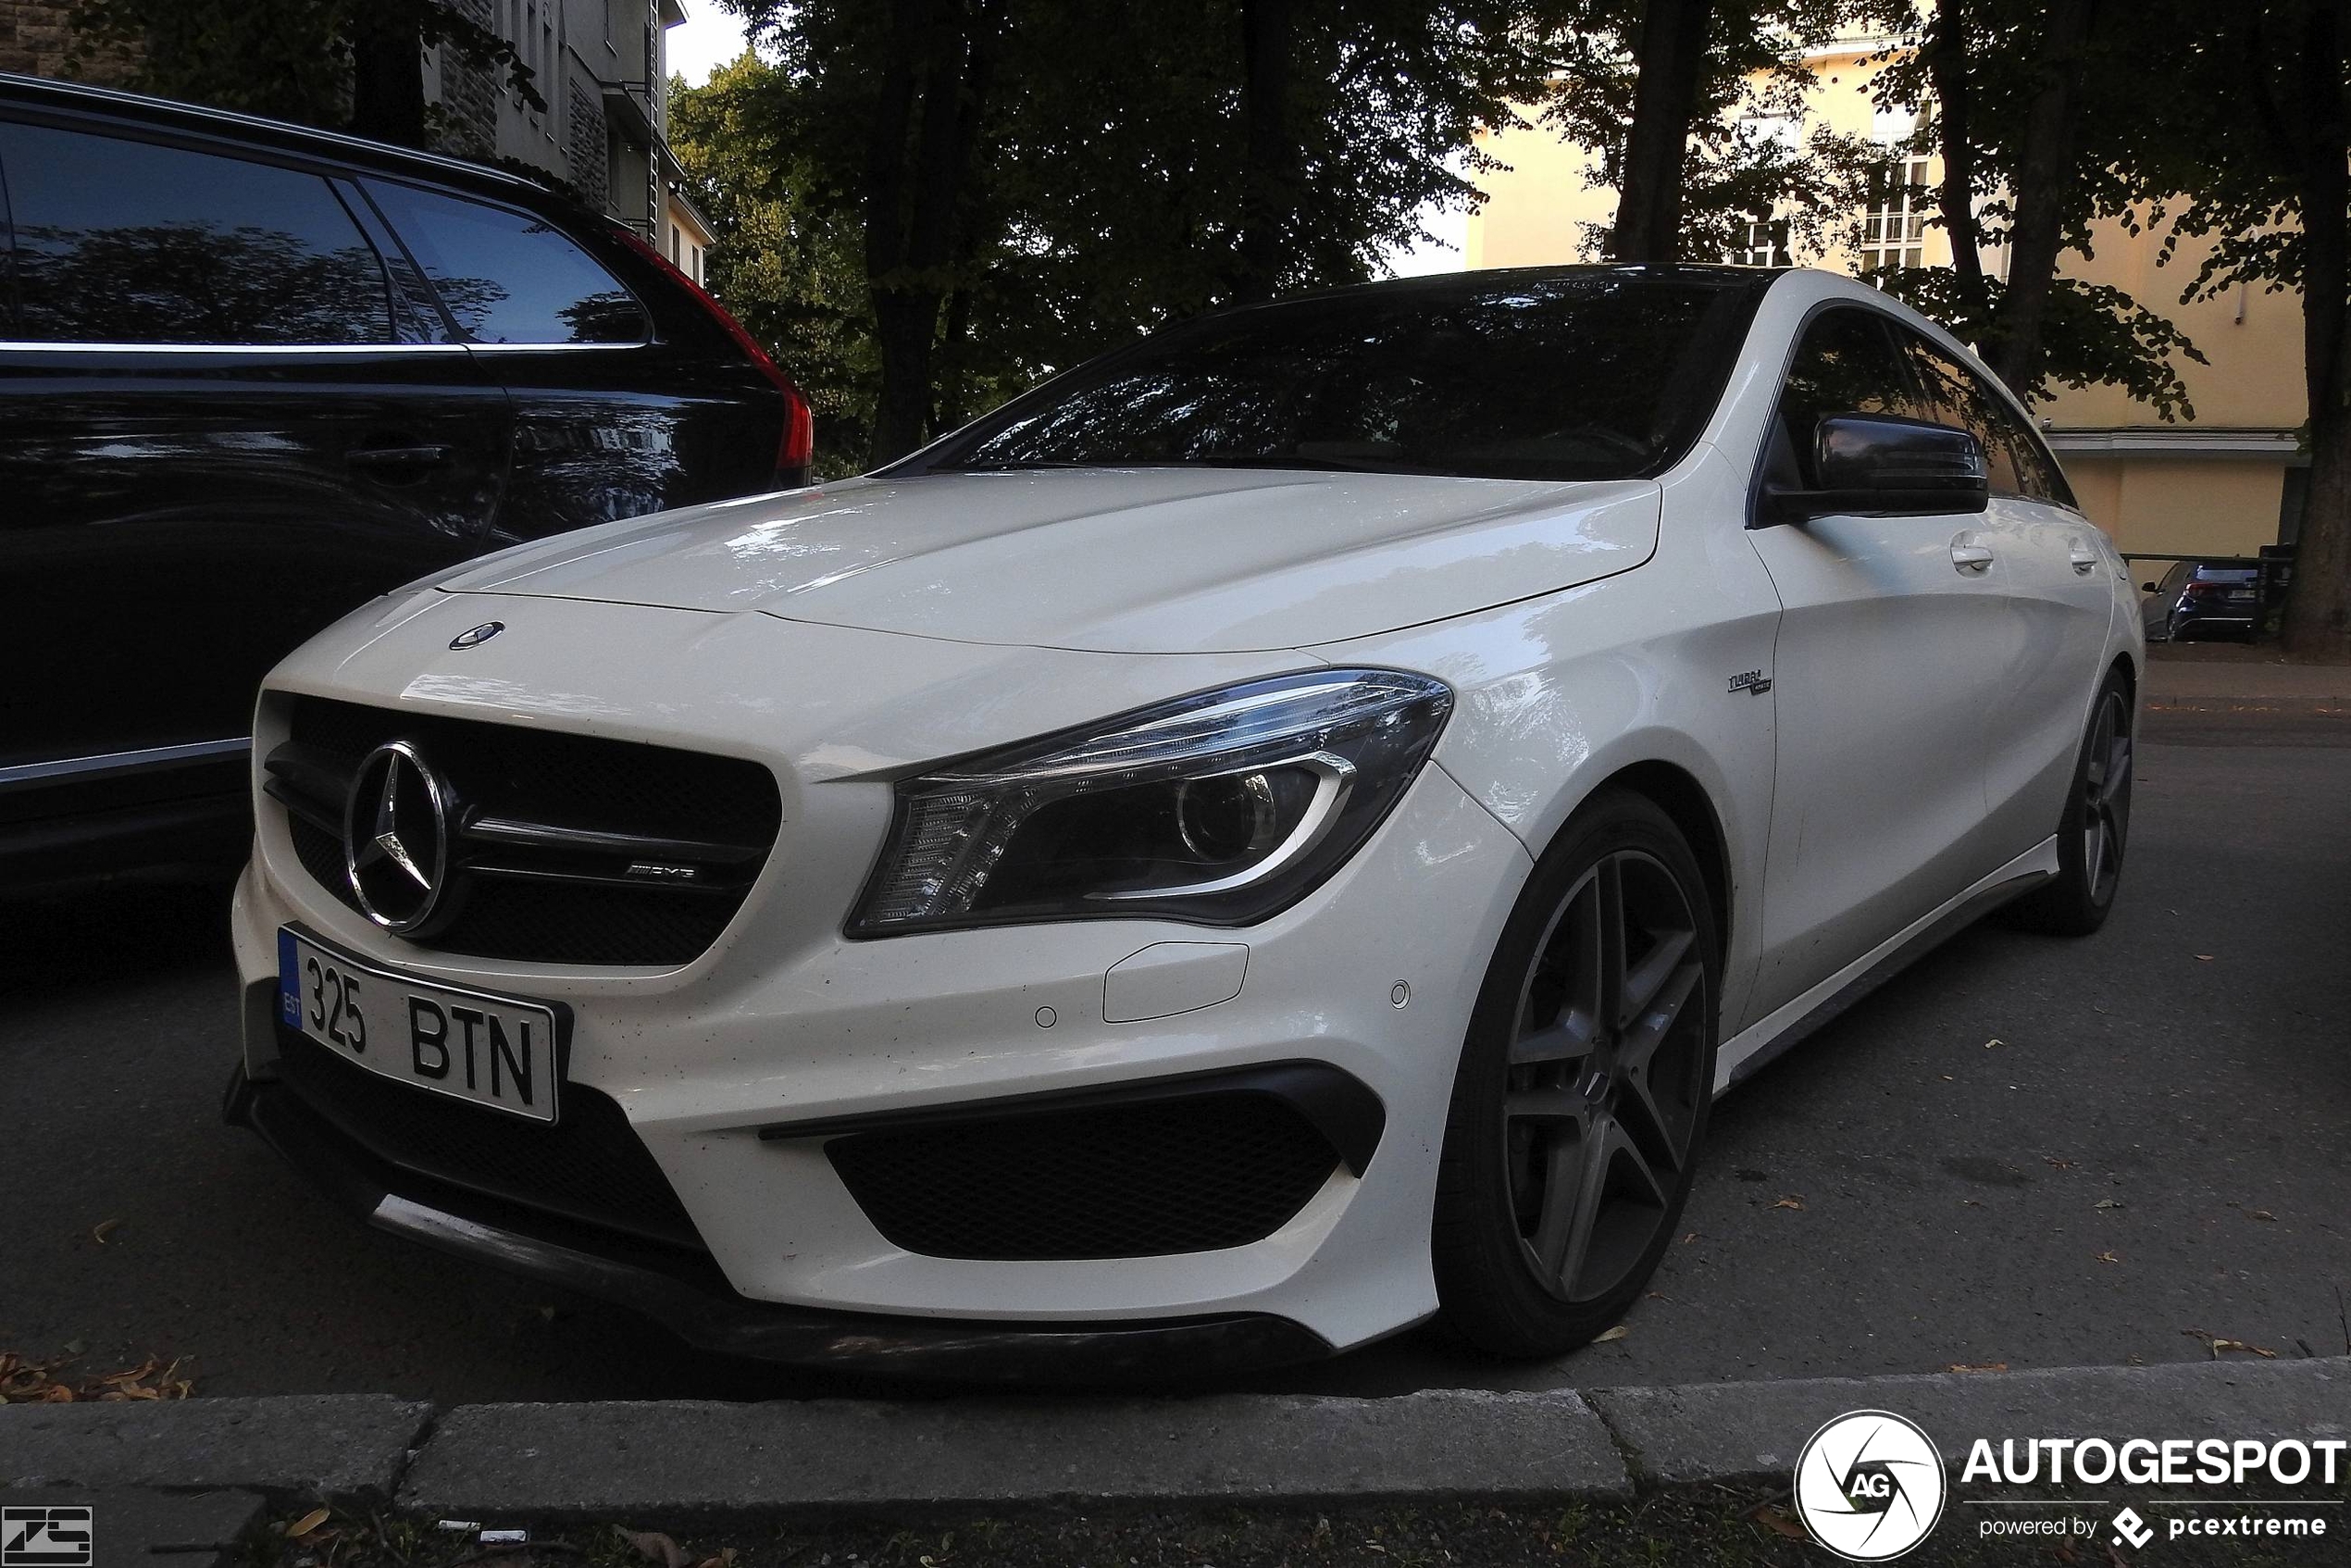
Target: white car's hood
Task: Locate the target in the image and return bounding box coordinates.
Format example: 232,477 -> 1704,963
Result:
441,467 -> 1661,653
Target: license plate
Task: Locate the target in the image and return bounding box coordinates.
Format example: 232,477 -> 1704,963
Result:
277,929 -> 562,1123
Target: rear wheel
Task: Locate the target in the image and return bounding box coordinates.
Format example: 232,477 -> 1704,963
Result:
2007,672 -> 2133,936
1432,790 -> 1720,1358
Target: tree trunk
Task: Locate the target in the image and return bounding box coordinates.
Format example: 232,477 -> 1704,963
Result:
1610,0 -> 1712,265
1924,0 -> 1986,317
2284,0 -> 2351,660
863,0 -> 991,467
350,6 -> 428,149
1234,0 -> 1295,303
1984,0 -> 2096,396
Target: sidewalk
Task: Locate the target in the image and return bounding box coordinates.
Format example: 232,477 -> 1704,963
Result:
2145,645 -> 2351,703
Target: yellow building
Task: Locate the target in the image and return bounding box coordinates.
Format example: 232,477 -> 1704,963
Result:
1466,34 -> 2306,561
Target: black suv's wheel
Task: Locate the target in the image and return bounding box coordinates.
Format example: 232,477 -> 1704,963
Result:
1432,790 -> 1721,1358
2006,671 -> 2134,937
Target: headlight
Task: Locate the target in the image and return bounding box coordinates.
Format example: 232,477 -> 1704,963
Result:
847,668 -> 1454,936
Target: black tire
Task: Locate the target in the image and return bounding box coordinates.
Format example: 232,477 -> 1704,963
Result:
2005,670 -> 2134,937
1432,789 -> 1721,1359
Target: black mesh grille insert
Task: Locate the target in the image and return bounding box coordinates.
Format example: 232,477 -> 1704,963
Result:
276,695 -> 781,966
825,1093 -> 1340,1260
274,1027 -> 703,1251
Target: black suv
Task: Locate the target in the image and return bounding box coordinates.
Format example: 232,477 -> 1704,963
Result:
0,74 -> 812,891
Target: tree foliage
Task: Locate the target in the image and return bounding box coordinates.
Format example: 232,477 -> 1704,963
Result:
696,0 -> 1580,466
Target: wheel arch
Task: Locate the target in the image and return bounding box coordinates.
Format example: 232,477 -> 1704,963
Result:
1555,757 -> 1734,964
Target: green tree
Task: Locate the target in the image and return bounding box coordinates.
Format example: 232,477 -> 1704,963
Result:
710,0 -> 1574,467
1865,0 -> 2203,415
2103,0 -> 2351,658
1531,0 -> 1909,267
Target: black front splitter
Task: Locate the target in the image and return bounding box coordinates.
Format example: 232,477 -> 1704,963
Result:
226,1066 -> 1335,1386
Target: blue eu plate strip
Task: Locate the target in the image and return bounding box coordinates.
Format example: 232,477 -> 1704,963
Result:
278,929 -> 301,1027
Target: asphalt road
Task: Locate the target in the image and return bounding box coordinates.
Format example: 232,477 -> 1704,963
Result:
5,715 -> 2345,1403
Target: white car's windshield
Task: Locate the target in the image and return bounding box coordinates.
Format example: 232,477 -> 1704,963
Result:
924,269 -> 1770,483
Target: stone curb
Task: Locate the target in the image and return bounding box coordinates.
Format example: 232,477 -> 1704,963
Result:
0,1395 -> 433,1504
5,1360 -> 2345,1524
394,1388 -> 1631,1521
1586,1356 -> 2351,1487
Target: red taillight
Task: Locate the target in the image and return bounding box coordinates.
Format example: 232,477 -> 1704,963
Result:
609,225 -> 814,475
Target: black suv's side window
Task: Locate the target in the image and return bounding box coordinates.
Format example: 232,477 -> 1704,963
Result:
1773,306 -> 1914,486
362,180 -> 647,345
0,120 -> 393,345
1897,327 -> 2075,506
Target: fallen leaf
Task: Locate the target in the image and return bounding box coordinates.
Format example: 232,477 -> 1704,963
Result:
2044,1156 -> 2076,1169
2195,953 -> 2214,961
0,1351 -> 190,1404
1749,1503 -> 1807,1540
2250,1210 -> 2277,1222
2183,1329 -> 2278,1360
1948,1363 -> 2009,1373
2096,1199 -> 2124,1211
1984,1037 -> 2007,1049
1772,1196 -> 1805,1211
2095,1251 -> 2121,1264
283,1509 -> 330,1539
1593,1324 -> 1630,1343
618,1528 -> 688,1568
60,1339 -> 85,1356
90,1220 -> 122,1246
1679,1231 -> 1698,1244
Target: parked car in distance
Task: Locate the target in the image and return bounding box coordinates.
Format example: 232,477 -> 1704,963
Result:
2139,560 -> 2261,642
0,73 -> 812,895
226,266 -> 2142,1378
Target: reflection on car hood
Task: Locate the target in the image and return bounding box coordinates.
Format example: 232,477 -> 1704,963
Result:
438,467 -> 1661,653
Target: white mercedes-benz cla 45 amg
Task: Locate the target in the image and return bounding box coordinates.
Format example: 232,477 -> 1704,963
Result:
228,266 -> 2142,1376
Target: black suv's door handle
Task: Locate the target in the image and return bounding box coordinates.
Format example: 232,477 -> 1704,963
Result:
346,444 -> 454,470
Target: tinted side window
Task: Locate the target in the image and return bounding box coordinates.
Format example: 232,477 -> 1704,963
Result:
1774,307 -> 1914,485
1897,330 -> 2073,505
364,180 -> 646,344
0,120 -> 392,345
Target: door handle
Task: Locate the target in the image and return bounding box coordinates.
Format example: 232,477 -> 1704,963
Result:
1950,536 -> 1995,574
346,444 -> 454,470
2068,542 -> 2101,575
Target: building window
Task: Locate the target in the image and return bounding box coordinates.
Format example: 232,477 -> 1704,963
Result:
1727,217 -> 1790,268
1859,154 -> 1931,275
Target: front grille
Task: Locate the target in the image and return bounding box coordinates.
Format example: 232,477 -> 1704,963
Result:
826,1093 -> 1341,1260
269,695 -> 782,966
275,1027 -> 703,1250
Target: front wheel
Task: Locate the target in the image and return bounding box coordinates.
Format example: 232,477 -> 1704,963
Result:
1432,790 -> 1720,1358
2006,672 -> 2133,937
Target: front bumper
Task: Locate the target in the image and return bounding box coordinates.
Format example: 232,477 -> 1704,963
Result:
224,1059 -> 1332,1381
230,592 -> 1535,1363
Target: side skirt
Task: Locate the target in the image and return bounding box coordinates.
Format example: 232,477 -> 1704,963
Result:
1712,836 -> 2060,1094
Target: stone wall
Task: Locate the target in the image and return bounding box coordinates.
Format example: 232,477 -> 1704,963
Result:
0,0 -> 140,84
566,78 -> 607,211
429,0 -> 499,160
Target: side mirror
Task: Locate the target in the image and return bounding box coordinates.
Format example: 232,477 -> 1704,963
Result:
2139,581 -> 2158,593
1758,413 -> 1990,526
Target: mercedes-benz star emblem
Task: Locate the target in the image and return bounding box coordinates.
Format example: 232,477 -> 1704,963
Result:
449,621 -> 504,650
344,740 -> 454,935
